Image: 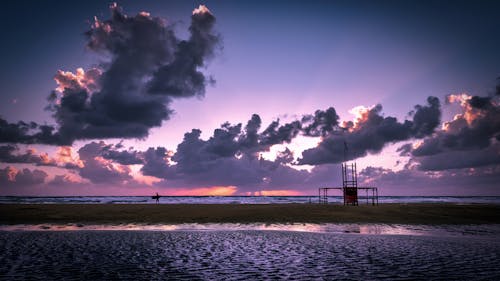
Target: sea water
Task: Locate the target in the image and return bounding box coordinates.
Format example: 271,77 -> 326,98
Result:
1,195 -> 500,204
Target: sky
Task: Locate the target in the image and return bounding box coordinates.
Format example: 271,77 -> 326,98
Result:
0,0 -> 499,196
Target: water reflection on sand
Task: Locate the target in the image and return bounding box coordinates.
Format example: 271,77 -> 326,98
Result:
1,223 -> 499,238
1,229 -> 499,280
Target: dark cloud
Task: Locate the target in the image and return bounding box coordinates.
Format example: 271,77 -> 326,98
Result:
1,4 -> 220,145
101,144 -> 143,165
468,96 -> 492,109
275,148 -> 294,165
237,114 -> 262,155
415,143 -> 500,171
138,98 -> 440,190
0,145 -> 42,164
496,77 -> 500,96
140,147 -> 173,179
301,107 -> 340,137
298,97 -> 441,165
410,96 -> 441,138
77,141 -> 133,184
205,123 -> 243,158
0,166 -> 48,187
149,149 -> 342,193
49,175 -> 76,186
141,114 -> 306,183
396,143 -> 413,156
139,116 -> 323,190
412,97 -> 500,153
147,6 -> 219,97
0,145 -> 82,169
259,120 -> 302,147
405,93 -> 500,170
154,154 -> 312,192
0,118 -> 58,144
359,165 -> 500,195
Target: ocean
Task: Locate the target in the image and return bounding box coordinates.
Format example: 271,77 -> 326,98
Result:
1,195 -> 499,204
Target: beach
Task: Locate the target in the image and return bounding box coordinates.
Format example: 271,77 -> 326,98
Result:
1,230 -> 499,280
1,203 -> 500,225
2,203 -> 500,280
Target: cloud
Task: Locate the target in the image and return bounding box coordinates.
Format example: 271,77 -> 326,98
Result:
259,120 -> 302,148
301,107 -> 340,137
139,115 -> 342,192
496,77 -> 500,96
0,145 -> 44,164
138,122 -> 286,189
0,118 -> 59,144
135,97 -> 440,191
415,143 -> 500,171
147,5 -> 219,98
136,98 -> 441,188
77,141 -> 133,184
140,147 -> 173,179
298,96 -> 441,165
404,92 -> 500,171
54,68 -> 101,94
358,165 -> 500,195
410,96 -> 441,138
101,144 -> 143,165
1,4 -> 220,145
0,145 -> 82,169
54,146 -> 84,169
4,82 -> 497,194
49,174 -> 84,186
0,166 -> 48,187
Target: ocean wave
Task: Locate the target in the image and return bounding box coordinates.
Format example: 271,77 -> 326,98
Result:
0,196 -> 499,204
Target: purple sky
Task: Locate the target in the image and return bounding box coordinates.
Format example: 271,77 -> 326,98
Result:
0,0 -> 499,196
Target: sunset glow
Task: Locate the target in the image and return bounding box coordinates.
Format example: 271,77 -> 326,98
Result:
169,186 -> 237,196
0,1 -> 498,196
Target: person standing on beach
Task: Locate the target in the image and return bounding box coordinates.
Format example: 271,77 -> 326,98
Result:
155,192 -> 160,204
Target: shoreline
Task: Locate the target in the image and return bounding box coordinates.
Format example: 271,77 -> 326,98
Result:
1,203 -> 500,225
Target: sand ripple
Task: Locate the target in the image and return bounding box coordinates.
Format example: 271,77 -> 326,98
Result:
0,231 -> 499,280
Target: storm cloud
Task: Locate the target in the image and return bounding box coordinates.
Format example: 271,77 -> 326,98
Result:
0,145 -> 44,165
298,96 -> 441,165
135,97 -> 442,189
77,141 -> 133,184
1,4 -> 220,145
401,92 -> 500,171
0,166 -> 48,187
0,145 -> 81,169
301,107 -> 340,137
0,118 -> 58,144
139,116 -> 313,190
358,164 -> 500,195
101,143 -> 143,165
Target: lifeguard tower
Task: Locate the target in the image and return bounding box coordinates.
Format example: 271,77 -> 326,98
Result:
342,162 -> 359,205
318,142 -> 378,205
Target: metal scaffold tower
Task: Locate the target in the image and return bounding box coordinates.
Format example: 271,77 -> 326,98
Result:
342,162 -> 359,205
318,142 -> 378,205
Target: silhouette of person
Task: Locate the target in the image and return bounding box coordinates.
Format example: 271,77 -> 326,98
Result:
154,192 -> 160,204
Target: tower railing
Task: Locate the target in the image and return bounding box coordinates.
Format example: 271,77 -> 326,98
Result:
318,161 -> 378,205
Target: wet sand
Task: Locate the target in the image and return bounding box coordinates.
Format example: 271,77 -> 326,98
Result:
1,230 -> 499,280
1,203 -> 499,225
